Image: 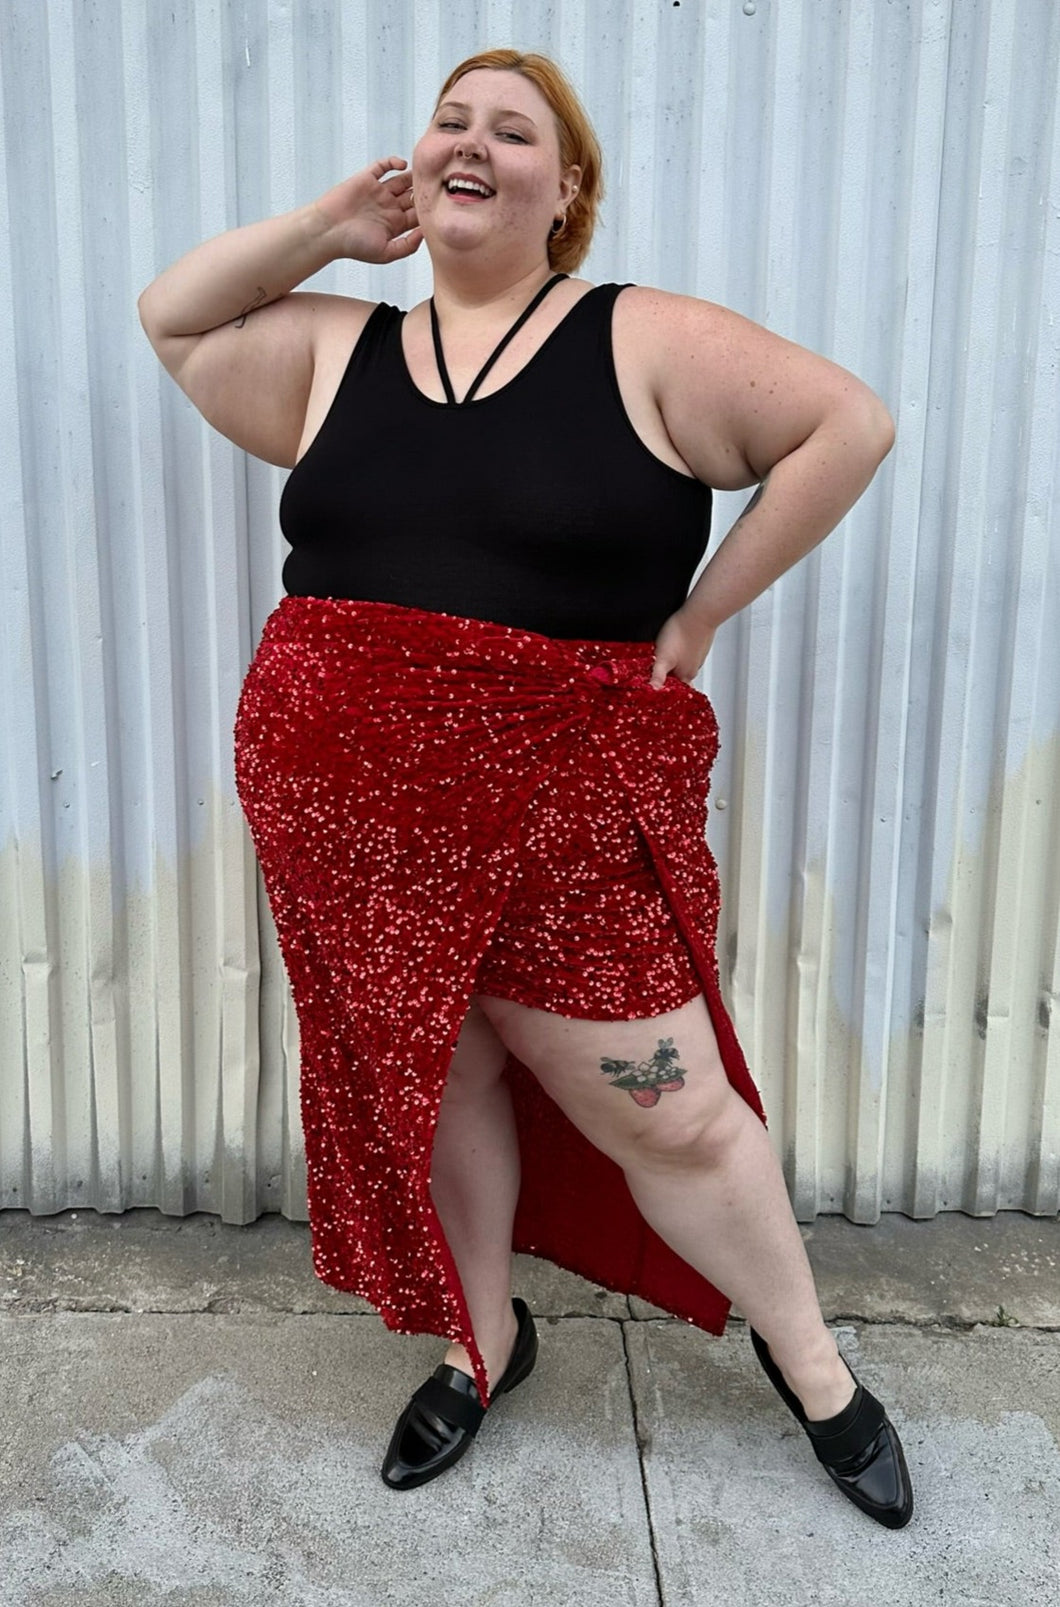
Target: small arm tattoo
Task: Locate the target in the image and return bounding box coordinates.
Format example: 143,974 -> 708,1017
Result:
233,286 -> 268,328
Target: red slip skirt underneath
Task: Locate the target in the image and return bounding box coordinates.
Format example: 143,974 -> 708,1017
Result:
234,594 -> 767,1404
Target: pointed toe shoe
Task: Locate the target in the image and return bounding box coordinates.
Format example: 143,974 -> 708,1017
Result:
749,1326 -> 914,1529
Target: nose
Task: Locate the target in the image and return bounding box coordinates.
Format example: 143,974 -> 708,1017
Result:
455,135 -> 484,160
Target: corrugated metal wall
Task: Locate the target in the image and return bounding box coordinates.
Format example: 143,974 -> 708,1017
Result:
2,0 -> 1057,1225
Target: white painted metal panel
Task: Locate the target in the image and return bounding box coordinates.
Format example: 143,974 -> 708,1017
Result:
1,0 -> 1057,1224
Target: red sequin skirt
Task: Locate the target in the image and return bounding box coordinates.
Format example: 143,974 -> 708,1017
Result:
234,595 -> 766,1403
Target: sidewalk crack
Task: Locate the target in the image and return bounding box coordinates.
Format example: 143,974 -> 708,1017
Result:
620,1318 -> 664,1606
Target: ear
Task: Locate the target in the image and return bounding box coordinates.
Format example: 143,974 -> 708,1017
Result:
559,164 -> 582,206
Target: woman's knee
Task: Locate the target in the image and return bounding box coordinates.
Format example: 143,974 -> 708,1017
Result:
621,1080 -> 744,1171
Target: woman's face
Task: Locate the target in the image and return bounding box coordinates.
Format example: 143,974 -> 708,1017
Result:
412,68 -> 580,267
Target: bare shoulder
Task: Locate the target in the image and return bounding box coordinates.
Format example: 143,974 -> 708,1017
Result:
614,282 -> 738,335
611,285 -> 770,488
613,284 -> 834,397
612,285 -> 760,367
613,285 -> 890,487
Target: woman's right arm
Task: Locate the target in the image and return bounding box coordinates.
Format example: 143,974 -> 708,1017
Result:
137,157 -> 421,467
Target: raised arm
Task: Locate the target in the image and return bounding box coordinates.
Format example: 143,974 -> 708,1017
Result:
618,288 -> 894,685
137,158 -> 422,467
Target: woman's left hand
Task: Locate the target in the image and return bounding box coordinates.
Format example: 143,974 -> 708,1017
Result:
649,608 -> 717,689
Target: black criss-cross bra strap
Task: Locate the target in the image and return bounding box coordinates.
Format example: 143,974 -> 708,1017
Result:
429,272 -> 569,405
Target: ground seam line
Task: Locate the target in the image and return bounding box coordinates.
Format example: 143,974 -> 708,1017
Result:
620,1318 -> 665,1607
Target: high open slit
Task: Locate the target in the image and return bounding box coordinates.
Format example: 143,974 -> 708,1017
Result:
234,593 -> 767,1405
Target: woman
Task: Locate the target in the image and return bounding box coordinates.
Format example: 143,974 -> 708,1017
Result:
139,49 -> 912,1527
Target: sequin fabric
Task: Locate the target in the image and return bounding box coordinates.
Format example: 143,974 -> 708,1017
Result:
234,594 -> 767,1405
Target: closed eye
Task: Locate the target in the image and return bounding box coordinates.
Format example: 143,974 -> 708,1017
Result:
436,119 -> 527,143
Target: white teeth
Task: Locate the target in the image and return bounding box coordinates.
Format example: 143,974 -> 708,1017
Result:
446,178 -> 493,197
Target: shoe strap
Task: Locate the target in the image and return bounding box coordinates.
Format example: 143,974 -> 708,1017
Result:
411,1375 -> 486,1437
805,1386 -> 887,1468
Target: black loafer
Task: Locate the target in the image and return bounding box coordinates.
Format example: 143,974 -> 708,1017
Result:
381,1297 -> 538,1490
749,1326 -> 914,1529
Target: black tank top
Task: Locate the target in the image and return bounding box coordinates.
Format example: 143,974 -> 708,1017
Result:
279,283 -> 711,641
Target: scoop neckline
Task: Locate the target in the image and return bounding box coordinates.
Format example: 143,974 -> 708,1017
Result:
397,282 -> 606,409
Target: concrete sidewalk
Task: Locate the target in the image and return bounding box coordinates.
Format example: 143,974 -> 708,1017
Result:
1,1209 -> 1057,1606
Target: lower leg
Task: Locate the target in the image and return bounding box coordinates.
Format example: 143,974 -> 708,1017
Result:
477,992 -> 854,1421
429,1056 -> 521,1394
624,1093 -> 855,1420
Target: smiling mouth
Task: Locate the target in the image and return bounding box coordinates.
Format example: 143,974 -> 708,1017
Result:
444,177 -> 495,199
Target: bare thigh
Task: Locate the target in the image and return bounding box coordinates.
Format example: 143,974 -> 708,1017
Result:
473,991 -> 743,1167
443,994 -> 510,1098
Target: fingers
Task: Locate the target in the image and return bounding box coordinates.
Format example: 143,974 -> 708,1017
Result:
389,182 -> 418,229
368,156 -> 413,197
382,174 -> 416,217
381,227 -> 424,263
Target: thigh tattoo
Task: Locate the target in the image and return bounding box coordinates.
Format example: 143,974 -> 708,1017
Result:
600,1037 -> 689,1108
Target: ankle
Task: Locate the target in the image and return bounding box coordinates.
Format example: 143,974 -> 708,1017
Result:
445,1302 -> 518,1388
762,1328 -> 848,1390
763,1328 -> 857,1421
